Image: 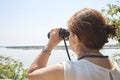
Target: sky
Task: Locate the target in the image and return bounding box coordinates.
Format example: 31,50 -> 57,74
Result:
0,0 -> 119,46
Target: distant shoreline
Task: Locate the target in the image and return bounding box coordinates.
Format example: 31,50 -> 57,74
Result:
4,45 -> 120,50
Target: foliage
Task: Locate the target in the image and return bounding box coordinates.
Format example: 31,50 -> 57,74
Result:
0,55 -> 28,80
101,1 -> 120,43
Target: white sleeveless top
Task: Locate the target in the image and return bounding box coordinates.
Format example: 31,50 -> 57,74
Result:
62,59 -> 120,80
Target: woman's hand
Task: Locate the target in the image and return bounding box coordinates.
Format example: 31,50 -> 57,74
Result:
45,28 -> 63,51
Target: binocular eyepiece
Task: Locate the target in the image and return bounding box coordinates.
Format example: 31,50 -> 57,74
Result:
47,29 -> 70,39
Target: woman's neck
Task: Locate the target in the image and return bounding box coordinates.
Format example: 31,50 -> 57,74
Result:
76,47 -> 102,58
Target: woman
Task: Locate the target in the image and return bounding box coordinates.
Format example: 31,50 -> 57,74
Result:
28,8 -> 120,80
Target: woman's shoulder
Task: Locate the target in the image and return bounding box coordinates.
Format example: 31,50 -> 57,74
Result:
63,59 -> 119,71
111,61 -> 120,72
110,61 -> 120,80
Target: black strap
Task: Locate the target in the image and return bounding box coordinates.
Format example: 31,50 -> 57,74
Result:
78,54 -> 108,60
63,37 -> 71,61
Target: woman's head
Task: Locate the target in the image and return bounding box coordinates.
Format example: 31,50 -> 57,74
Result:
68,8 -> 116,50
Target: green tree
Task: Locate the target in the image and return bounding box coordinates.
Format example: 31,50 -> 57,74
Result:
0,55 -> 28,80
101,1 -> 120,43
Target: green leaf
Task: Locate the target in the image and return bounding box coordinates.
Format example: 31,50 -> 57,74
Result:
0,55 -> 28,79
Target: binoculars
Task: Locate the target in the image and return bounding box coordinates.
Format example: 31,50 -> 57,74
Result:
47,29 -> 70,39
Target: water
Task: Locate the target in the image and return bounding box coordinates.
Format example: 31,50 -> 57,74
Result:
0,47 -> 120,68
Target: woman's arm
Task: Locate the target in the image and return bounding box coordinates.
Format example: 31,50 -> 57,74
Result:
28,63 -> 64,80
28,28 -> 64,80
28,48 -> 50,73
